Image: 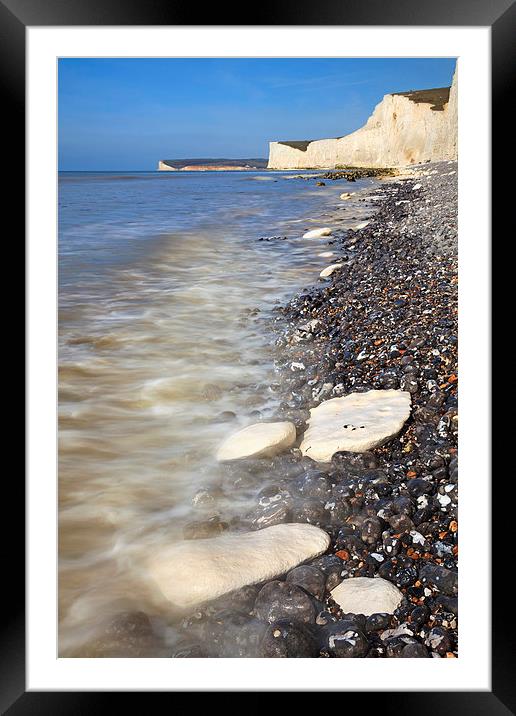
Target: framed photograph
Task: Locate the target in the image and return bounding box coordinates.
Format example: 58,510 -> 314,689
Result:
3,0 -> 509,705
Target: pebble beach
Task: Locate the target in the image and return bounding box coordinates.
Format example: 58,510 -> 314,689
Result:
165,161 -> 459,659
59,161 -> 458,658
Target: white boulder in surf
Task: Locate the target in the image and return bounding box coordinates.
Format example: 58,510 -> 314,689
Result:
146,524 -> 331,609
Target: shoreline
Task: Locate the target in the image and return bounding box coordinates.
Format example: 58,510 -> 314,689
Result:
167,160 -> 458,658
62,163 -> 458,658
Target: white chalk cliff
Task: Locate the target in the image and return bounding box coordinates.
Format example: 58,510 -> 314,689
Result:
157,160 -> 178,171
268,67 -> 457,169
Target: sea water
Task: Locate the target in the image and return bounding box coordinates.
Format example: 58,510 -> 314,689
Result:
58,169 -> 375,655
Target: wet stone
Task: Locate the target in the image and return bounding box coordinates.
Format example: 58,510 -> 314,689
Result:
388,513 -> 415,534
286,565 -> 326,600
401,643 -> 430,658
410,605 -> 430,628
260,619 -> 320,658
407,478 -> 434,497
425,626 -> 453,655
254,580 -> 316,624
80,611 -> 163,658
200,610 -> 265,657
325,621 -> 370,658
290,498 -> 328,526
419,564 -> 458,596
293,470 -> 333,498
310,554 -> 344,591
249,501 -> 291,529
360,516 -> 382,545
183,516 -> 228,540
212,585 -> 260,615
192,486 -> 224,508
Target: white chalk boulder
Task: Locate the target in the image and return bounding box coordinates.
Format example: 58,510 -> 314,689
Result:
318,251 -> 334,258
330,577 -> 403,616
354,220 -> 370,230
340,192 -> 355,200
319,263 -> 343,279
303,227 -> 332,239
147,524 -> 331,609
299,389 -> 411,461
217,421 -> 296,462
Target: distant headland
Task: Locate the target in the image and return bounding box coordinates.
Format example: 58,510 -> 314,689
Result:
158,158 -> 268,171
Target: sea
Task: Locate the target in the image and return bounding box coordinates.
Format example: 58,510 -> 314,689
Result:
58,169 -> 375,655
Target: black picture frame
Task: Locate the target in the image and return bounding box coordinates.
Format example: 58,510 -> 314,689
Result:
3,0 -> 511,708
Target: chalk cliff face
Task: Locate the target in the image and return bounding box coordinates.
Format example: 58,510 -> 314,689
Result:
157,160 -> 178,171
268,68 -> 457,169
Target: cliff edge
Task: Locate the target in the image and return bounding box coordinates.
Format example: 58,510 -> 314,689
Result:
268,67 -> 457,169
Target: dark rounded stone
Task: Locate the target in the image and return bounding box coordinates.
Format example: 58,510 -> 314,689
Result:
410,605 -> 430,628
249,501 -> 290,529
200,610 -> 265,657
419,564 -> 458,596
254,581 -> 316,624
384,638 -> 406,658
395,564 -> 418,588
260,619 -> 320,657
328,499 -> 353,526
388,513 -> 415,534
315,610 -> 338,626
294,470 -> 332,498
360,516 -> 382,545
335,533 -> 368,559
435,595 -> 458,615
332,482 -> 355,500
332,451 -> 377,472
393,602 -> 412,623
365,613 -> 392,633
413,507 -> 433,525
383,533 -> 401,556
377,559 -> 398,583
290,498 -> 327,526
213,585 -> 259,614
392,496 -> 413,515
325,621 -> 370,657
407,478 -> 434,497
286,565 -> 326,600
401,642 -> 430,658
310,554 -> 344,591
256,484 -> 292,507
425,626 -> 453,655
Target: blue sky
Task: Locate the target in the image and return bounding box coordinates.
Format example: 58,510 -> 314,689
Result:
58,58 -> 456,170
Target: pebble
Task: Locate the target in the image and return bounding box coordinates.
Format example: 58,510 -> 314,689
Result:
147,523 -> 330,608
303,227 -> 332,239
254,580 -> 316,624
325,621 -> 370,657
299,390 -> 411,460
260,619 -> 320,657
330,577 -> 404,616
216,421 -> 296,461
286,565 -> 326,600
320,263 -> 344,279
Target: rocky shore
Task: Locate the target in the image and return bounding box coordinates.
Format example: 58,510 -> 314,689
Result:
157,160 -> 458,658
91,161 -> 458,659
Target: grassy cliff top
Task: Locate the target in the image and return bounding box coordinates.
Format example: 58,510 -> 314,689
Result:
392,86 -> 450,111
